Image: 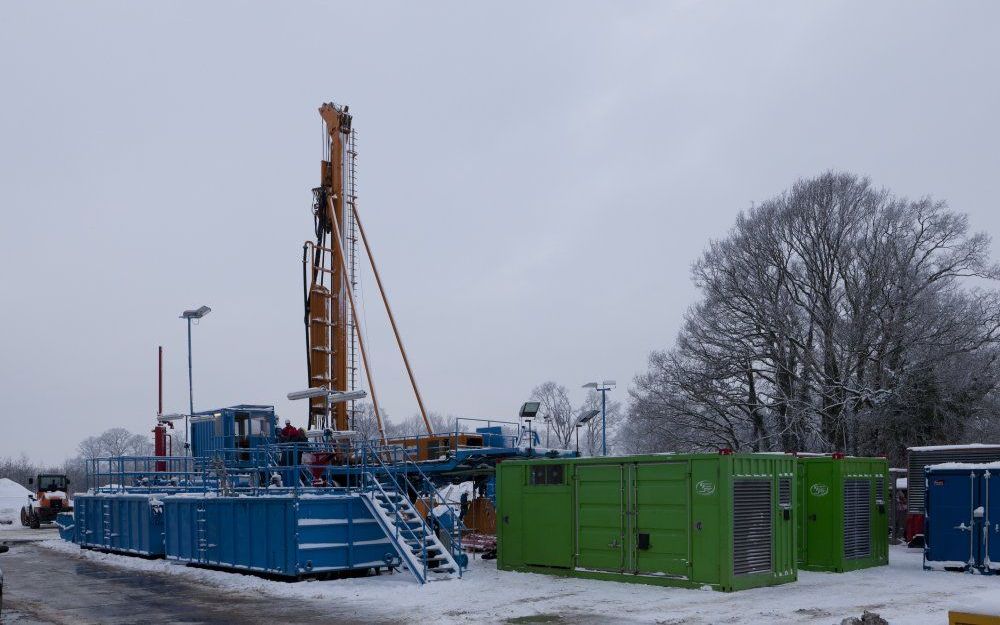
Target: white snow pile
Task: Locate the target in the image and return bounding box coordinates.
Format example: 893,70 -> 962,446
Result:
35,542 -> 1000,624
0,477 -> 31,527
437,481 -> 474,505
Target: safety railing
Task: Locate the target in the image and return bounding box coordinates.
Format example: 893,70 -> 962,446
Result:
86,455 -> 207,493
357,442 -> 465,579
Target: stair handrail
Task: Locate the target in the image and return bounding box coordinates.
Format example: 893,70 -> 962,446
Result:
359,441 -> 464,576
381,442 -> 464,572
359,445 -> 432,581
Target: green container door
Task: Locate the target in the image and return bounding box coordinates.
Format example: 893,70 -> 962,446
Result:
632,462 -> 690,577
497,463 -> 574,570
524,467 -> 573,568
690,457 -> 721,583
796,456 -> 889,572
802,460 -> 838,570
575,464 -> 624,571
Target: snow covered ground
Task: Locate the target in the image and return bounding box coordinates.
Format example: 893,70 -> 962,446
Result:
36,541 -> 997,624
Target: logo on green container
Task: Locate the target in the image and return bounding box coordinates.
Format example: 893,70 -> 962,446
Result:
810,483 -> 829,497
695,480 -> 716,495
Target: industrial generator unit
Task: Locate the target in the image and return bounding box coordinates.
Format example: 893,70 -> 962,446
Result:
496,452 -> 798,592
795,454 -> 889,572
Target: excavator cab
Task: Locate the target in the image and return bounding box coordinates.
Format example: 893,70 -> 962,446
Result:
34,475 -> 68,493
21,474 -> 72,528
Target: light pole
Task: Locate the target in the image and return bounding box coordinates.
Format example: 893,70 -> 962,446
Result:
519,402 -> 540,455
575,409 -> 600,456
582,380 -> 616,456
180,305 -> 211,454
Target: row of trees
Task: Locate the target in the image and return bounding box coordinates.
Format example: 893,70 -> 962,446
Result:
529,382 -> 622,455
1,428 -> 154,491
621,172 -> 1000,465
350,388 -> 622,456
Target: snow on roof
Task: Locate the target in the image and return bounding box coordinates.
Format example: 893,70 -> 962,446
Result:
926,461 -> 1000,471
908,443 -> 1000,452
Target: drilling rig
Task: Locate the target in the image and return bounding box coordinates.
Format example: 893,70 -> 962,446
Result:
304,102 -> 357,433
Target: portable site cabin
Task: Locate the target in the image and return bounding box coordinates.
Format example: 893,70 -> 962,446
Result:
906,444 -> 1000,544
496,453 -> 797,592
924,462 -> 1000,574
795,455 -> 889,572
190,405 -> 277,460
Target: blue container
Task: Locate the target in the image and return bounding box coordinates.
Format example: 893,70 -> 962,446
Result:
163,493 -> 394,577
55,511 -> 76,542
190,405 -> 277,460
476,426 -> 506,448
924,463 -> 1000,573
73,494 -> 165,556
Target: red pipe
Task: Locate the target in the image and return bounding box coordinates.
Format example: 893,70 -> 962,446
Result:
154,424 -> 168,472
158,346 -> 163,416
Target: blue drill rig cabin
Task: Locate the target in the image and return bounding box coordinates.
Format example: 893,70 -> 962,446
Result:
56,103 -> 575,584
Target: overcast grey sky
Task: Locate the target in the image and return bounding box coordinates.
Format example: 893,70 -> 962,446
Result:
2,2 -> 998,463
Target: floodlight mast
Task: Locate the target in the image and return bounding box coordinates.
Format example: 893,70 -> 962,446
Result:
179,305 -> 211,454
582,380 -> 616,456
574,409 -> 600,456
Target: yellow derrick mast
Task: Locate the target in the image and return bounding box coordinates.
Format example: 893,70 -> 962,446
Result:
302,102 -> 432,443
306,103 -> 352,432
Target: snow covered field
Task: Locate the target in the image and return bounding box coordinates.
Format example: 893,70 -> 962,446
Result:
37,541 -> 996,624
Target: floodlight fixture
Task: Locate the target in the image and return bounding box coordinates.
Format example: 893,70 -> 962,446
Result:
180,305 -> 212,320
179,304 -> 212,455
287,388 -> 368,403
519,401 -> 541,420
157,413 -> 187,423
328,389 -> 368,404
576,409 -> 600,426
287,387 -> 334,401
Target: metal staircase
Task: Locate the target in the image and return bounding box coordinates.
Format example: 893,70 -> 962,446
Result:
359,446 -> 463,584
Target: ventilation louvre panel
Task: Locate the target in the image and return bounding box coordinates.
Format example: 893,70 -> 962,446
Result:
733,480 -> 772,576
844,479 -> 871,560
779,478 -> 792,507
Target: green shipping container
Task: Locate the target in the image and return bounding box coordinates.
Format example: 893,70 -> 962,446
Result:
497,453 -> 797,592
795,455 -> 889,572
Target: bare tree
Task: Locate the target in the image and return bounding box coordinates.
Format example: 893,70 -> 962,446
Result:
623,172 -> 1000,465
530,382 -> 575,449
527,382 -> 623,454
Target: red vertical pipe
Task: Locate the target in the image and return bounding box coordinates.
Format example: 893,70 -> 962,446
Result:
156,346 -> 165,471
154,425 -> 167,472
158,345 -> 163,416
